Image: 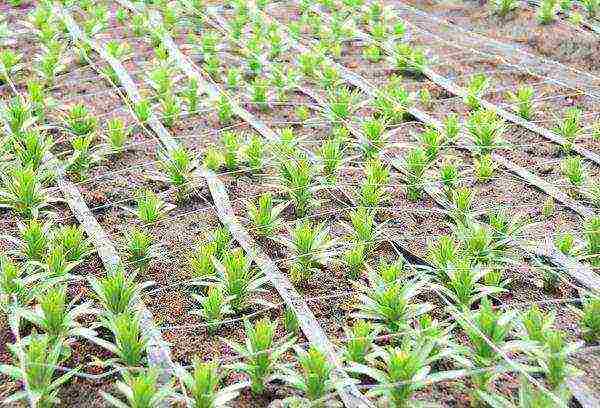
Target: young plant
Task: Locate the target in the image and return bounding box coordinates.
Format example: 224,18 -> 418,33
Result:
538,330 -> 581,390
555,232 -> 576,256
361,117 -> 387,159
359,159 -> 391,208
376,258 -> 406,285
9,130 -> 52,172
183,78 -> 199,115
191,286 -> 233,334
35,48 -> 65,85
297,52 -> 323,78
105,118 -> 130,153
400,147 -> 429,201
89,266 -> 148,316
51,224 -> 93,262
278,158 -> 314,217
0,49 -> 22,83
132,190 -> 173,224
473,154 -> 495,183
343,320 -> 379,364
455,222 -> 506,266
1,333 -> 76,407
209,227 -> 232,260
247,192 -> 285,237
466,109 -> 507,155
149,65 -> 173,98
560,0 -> 574,11
213,248 -> 267,313
507,85 -> 535,120
63,103 -> 97,136
2,97 -> 34,135
346,206 -> 378,250
593,122 -> 600,142
392,43 -> 429,75
19,285 -> 96,341
160,93 -> 181,129
521,304 -> 555,344
216,95 -> 233,125
99,311 -> 148,368
439,159 -> 459,198
438,258 -> 504,310
0,165 -> 55,219
542,196 -> 555,218
494,0 -> 519,16
586,181 -> 600,208
27,79 -> 50,120
221,131 -> 241,171
464,74 -> 490,110
279,221 -> 334,285
284,307 -> 300,335
318,136 -> 345,183
187,242 -> 216,279
278,346 -> 335,406
427,234 -> 461,281
245,134 -> 264,173
157,146 -> 197,202
325,86 -> 361,122
418,88 -> 432,109
582,0 -> 599,16
343,242 -> 368,280
537,0 -> 558,24
250,78 -> 269,110
179,359 -> 241,408
561,155 -> 586,189
319,64 -> 341,90
487,208 -> 529,244
576,296 -> 600,343
584,215 -> 600,266
349,341 -> 444,407
0,255 -> 41,309
102,370 -> 172,407
133,98 -> 151,123
354,274 -> 433,333
67,132 -> 102,180
203,146 -> 223,171
455,298 -> 523,397
295,105 -> 310,122
419,127 -> 444,163
555,107 -> 582,154
124,227 -> 160,271
10,218 -> 52,262
226,318 -> 295,394
372,77 -> 411,124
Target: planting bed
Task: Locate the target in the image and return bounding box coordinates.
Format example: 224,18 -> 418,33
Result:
0,0 -> 599,407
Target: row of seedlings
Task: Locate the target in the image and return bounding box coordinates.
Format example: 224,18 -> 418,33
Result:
146,0 -> 600,406
220,0 -> 600,404
68,1 -> 356,406
281,0 -> 600,271
0,3 -> 166,405
121,0 -> 444,405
